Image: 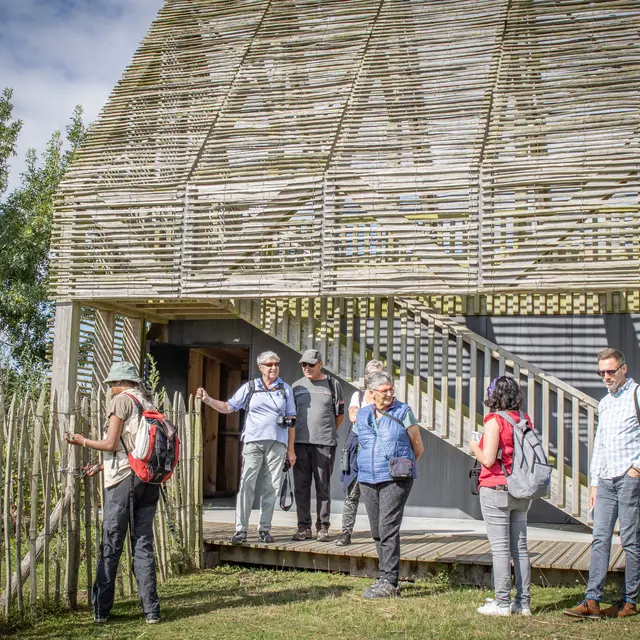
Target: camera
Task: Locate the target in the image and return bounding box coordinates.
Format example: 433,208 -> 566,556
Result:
283,416 -> 296,428
283,458 -> 292,473
276,416 -> 285,426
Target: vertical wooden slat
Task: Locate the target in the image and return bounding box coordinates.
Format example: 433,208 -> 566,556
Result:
345,299 -> 354,381
556,389 -> 565,508
332,297 -> 341,374
413,310 -> 422,421
193,395 -> 204,569
15,394 -> 30,615
398,302 -> 408,402
386,296 -> 395,370
572,398 -> 581,519
359,298 -> 368,387
483,345 -> 491,417
541,380 -> 550,455
3,396 -> 19,613
498,354 -> 506,376
587,405 -> 595,526
469,339 -> 478,433
426,316 -> 435,430
0,393 -> 4,595
319,297 -> 328,358
454,335 -> 463,447
371,297 -> 381,361
29,390 -> 46,611
441,327 -> 450,439
294,298 -> 302,351
306,297 -> 315,351
527,372 -> 535,426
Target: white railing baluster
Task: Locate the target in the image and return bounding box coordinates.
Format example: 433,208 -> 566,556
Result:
572,397 -> 581,519
399,302 -> 408,403
413,309 -> 422,421
469,339 -> 478,434
556,388 -> 565,508
441,326 -> 450,439
426,316 -> 435,430
345,299 -> 354,382
455,335 -> 464,447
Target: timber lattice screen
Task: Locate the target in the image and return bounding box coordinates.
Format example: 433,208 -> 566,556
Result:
51,0 -> 640,300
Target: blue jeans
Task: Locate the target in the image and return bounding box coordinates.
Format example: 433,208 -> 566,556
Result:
586,473 -> 640,604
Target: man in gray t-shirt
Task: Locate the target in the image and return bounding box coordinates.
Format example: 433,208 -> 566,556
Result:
292,349 -> 344,541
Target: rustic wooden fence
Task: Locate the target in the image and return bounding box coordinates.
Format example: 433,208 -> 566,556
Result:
0,385 -> 203,619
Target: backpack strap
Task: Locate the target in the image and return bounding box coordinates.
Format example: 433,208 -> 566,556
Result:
634,385 -> 640,427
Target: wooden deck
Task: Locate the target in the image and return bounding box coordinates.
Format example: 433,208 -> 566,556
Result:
203,522 -> 624,587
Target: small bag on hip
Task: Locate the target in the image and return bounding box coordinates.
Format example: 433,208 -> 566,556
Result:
388,456 -> 414,479
469,460 -> 480,496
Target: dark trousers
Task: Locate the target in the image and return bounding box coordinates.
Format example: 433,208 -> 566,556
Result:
93,475 -> 160,618
360,479 -> 413,587
293,443 -> 336,530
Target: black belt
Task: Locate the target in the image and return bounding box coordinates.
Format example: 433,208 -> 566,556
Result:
487,484 -> 508,491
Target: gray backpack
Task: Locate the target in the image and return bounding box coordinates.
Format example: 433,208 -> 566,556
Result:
498,411 -> 552,500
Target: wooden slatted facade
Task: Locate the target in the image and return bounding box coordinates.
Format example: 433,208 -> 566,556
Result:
50,0 -> 640,303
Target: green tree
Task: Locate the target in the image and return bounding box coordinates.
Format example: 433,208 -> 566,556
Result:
0,92 -> 88,390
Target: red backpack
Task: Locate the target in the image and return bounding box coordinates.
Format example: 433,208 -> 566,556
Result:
122,392 -> 180,483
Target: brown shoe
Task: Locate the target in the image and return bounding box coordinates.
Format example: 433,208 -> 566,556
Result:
601,601 -> 638,618
316,527 -> 330,542
291,528 -> 312,541
563,599 -> 601,620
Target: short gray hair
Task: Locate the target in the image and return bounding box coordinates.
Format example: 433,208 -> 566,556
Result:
257,351 -> 280,366
366,370 -> 393,391
364,359 -> 384,377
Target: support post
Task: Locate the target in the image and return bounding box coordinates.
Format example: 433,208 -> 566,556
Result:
51,301 -> 81,435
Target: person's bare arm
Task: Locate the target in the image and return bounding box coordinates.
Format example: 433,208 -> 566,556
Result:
66,414 -> 124,452
469,418 -> 500,467
196,387 -> 234,414
407,425 -> 424,460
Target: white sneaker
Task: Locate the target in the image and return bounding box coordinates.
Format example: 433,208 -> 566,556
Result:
477,600 -> 511,616
510,602 -> 532,616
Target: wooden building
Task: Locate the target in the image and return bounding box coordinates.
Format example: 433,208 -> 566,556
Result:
50,0 -> 640,525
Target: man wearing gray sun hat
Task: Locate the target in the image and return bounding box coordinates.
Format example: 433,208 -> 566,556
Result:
291,349 -> 344,541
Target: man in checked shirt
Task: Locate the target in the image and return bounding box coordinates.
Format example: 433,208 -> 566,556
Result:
564,348 -> 640,620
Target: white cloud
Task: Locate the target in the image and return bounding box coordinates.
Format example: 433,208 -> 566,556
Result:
1,0 -> 165,193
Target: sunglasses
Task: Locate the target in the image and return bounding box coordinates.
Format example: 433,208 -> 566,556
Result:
301,362 -> 318,368
596,364 -> 624,378
261,362 -> 280,368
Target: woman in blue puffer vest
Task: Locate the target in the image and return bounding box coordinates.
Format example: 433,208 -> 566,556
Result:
356,370 -> 424,599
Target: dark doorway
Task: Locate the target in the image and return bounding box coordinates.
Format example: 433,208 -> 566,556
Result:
149,342 -> 250,499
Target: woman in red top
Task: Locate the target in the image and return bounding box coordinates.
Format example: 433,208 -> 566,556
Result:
469,376 -> 532,617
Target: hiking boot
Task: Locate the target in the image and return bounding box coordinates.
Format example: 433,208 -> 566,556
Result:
510,601 -> 532,616
601,601 -> 638,618
291,528 -> 312,541
230,531 -> 247,544
335,531 -> 352,546
563,599 -> 601,620
146,613 -> 160,624
363,578 -> 401,599
316,527 -> 330,542
258,530 -> 274,543
477,600 -> 510,616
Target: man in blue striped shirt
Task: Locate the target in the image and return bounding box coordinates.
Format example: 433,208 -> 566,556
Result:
564,348 -> 640,620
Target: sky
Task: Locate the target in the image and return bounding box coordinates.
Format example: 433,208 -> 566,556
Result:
0,0 -> 165,193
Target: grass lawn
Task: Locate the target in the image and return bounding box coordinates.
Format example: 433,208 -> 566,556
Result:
2,565 -> 638,640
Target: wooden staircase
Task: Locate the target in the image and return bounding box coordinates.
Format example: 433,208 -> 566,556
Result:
226,297 -> 598,526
